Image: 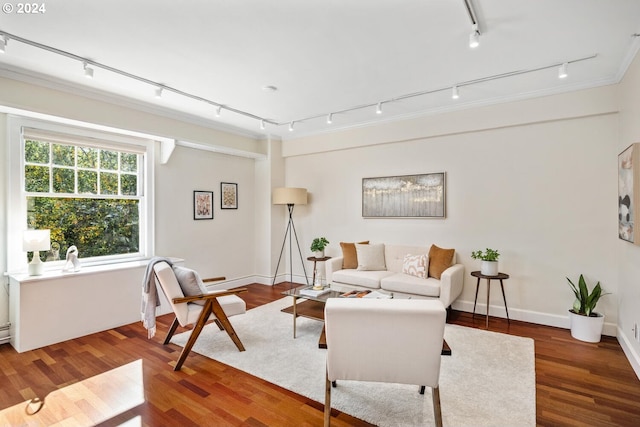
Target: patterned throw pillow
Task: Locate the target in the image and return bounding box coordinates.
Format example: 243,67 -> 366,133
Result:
402,254 -> 428,278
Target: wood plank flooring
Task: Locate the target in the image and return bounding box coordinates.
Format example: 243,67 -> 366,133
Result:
0,282 -> 639,426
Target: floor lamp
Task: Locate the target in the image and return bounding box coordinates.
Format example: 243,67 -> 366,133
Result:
272,187 -> 309,286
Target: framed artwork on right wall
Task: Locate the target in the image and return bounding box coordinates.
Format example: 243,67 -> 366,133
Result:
618,143 -> 640,244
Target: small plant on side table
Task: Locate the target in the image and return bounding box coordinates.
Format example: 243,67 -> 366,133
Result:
471,248 -> 500,262
471,248 -> 500,276
310,237 -> 330,258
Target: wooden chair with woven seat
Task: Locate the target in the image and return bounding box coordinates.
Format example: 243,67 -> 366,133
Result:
153,261 -> 247,371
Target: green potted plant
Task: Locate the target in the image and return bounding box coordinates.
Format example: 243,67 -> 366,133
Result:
471,248 -> 500,276
567,274 -> 609,343
310,237 -> 330,258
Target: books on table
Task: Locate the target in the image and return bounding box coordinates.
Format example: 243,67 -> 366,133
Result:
340,290 -> 392,299
299,287 -> 331,297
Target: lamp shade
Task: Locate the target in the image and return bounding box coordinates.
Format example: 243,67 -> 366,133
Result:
23,229 -> 51,252
272,187 -> 308,205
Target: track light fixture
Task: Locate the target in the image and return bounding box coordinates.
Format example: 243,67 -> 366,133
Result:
452,85 -> 460,100
155,86 -> 163,98
83,62 -> 94,79
558,62 -> 568,79
469,24 -> 480,49
0,30 -> 598,136
260,119 -> 266,130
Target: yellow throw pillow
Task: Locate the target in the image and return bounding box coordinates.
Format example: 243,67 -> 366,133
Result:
340,241 -> 369,269
428,244 -> 455,279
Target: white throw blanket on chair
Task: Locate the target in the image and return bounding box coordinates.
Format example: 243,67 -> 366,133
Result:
141,257 -> 173,338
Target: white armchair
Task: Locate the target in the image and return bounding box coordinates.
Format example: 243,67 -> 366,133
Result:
323,298 -> 447,427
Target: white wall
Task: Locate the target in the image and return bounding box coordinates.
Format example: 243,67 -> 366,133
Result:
617,51 -> 640,377
283,87 -> 620,335
154,144 -> 257,281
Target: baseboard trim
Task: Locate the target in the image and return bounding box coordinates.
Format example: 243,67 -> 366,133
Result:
451,299 -> 617,337
617,327 -> 640,380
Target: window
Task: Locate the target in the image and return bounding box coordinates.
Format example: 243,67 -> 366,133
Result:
7,117 -> 155,272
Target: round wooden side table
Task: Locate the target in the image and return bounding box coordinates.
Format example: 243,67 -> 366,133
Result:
307,256 -> 331,288
471,270 -> 510,328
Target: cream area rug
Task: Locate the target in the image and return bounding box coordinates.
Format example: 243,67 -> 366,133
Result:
171,298 -> 536,427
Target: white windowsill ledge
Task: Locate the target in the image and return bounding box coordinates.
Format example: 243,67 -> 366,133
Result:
8,257 -> 184,283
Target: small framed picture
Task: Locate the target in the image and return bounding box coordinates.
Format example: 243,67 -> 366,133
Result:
221,182 -> 238,209
194,190 -> 214,220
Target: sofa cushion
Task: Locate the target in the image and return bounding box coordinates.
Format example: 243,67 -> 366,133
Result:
381,273 -> 441,297
402,254 -> 428,279
356,243 -> 386,271
173,266 -> 207,305
340,241 -> 369,269
428,244 -> 455,279
332,269 -> 393,289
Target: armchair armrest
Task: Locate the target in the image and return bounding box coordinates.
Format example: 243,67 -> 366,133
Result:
326,257 -> 344,283
173,288 -> 247,304
203,276 -> 226,283
438,264 -> 464,308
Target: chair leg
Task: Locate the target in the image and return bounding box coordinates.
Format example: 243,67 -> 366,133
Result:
324,369 -> 332,427
174,302 -> 214,371
213,319 -> 224,331
164,317 -> 180,345
432,385 -> 443,427
419,385 -> 426,395
210,298 -> 245,352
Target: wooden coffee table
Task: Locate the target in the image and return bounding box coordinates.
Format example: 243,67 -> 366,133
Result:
281,286 -> 341,347
281,286 -> 451,355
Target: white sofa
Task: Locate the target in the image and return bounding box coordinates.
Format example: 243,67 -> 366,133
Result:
326,244 -> 464,308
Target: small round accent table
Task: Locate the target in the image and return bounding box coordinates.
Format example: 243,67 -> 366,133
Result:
307,256 -> 331,288
471,270 -> 510,328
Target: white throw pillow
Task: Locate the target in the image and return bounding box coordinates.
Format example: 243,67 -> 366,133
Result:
402,254 -> 428,279
356,243 -> 386,271
173,266 -> 207,305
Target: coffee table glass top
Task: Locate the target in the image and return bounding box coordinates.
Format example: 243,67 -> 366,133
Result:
281,286 -> 341,302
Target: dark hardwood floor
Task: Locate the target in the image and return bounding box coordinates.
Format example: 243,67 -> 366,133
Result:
1,282 -> 639,426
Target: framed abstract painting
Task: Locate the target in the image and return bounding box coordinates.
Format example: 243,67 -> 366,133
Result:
194,190 -> 214,220
618,143 -> 640,244
362,172 -> 446,218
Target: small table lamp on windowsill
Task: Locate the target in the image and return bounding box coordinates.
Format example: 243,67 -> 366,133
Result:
23,229 -> 50,276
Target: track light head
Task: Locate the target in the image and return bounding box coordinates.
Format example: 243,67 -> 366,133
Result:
289,121 -> 295,132
376,102 -> 383,115
83,62 -> 94,79
215,105 -> 222,117
155,86 -> 163,99
452,85 -> 460,100
0,36 -> 7,53
558,62 -> 568,79
469,24 -> 480,49
327,113 -> 333,124
260,119 -> 266,130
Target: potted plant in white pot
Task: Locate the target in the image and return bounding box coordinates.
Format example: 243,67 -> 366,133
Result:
567,274 -> 609,343
310,237 -> 330,258
471,248 -> 500,276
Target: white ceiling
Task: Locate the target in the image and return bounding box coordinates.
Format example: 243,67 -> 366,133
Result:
1,0 -> 639,140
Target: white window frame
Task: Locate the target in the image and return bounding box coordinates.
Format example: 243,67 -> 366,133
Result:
6,116 -> 155,273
